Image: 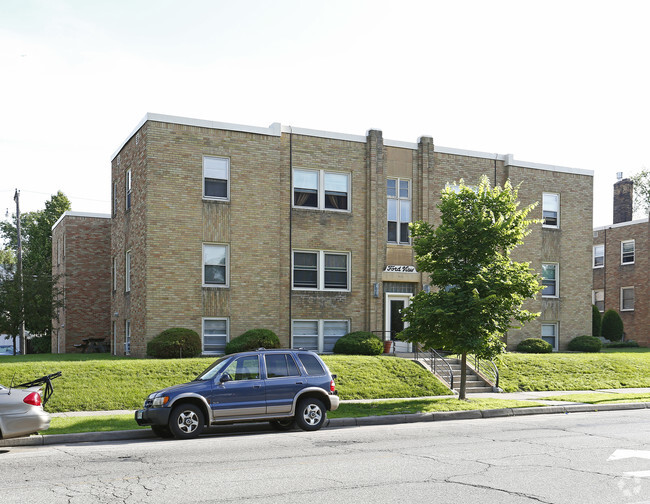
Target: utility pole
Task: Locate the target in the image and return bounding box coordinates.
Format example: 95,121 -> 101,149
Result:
14,189 -> 26,355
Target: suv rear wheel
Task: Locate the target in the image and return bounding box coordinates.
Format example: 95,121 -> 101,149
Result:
270,418 -> 296,431
169,403 -> 204,439
295,398 -> 326,431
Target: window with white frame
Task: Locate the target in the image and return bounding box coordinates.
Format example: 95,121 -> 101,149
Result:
125,169 -> 132,211
542,193 -> 559,228
203,156 -> 230,200
621,286 -> 635,311
293,169 -> 350,211
124,319 -> 131,355
292,250 -> 349,291
387,178 -> 411,244
541,263 -> 558,297
203,318 -> 228,354
292,319 -> 349,353
592,289 -> 604,312
621,240 -> 635,265
112,182 -> 117,216
112,321 -> 117,356
125,250 -> 131,292
203,244 -> 228,287
541,323 -> 558,350
593,244 -> 604,268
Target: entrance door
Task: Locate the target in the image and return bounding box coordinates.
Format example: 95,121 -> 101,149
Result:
385,293 -> 412,353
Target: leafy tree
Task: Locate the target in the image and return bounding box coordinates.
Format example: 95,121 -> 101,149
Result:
630,169 -> 650,217
401,177 -> 541,399
592,305 -> 602,337
0,191 -> 70,348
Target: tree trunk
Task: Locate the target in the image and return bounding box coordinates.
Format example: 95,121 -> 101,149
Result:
458,352 -> 467,400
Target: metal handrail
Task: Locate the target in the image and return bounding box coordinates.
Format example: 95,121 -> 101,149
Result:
471,355 -> 500,390
421,348 -> 454,391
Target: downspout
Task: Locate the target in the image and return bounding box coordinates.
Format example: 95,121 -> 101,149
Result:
289,128 -> 293,343
494,153 -> 498,186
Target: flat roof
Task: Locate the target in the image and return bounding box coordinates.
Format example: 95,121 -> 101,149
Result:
52,211 -> 111,231
112,113 -> 593,177
593,217 -> 649,232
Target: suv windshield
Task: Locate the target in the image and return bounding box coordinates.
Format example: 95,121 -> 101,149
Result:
195,356 -> 231,381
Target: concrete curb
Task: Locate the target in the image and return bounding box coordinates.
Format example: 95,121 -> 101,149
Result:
3,402 -> 650,448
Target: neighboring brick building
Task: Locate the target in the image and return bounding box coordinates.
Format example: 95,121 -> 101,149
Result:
593,179 -> 649,345
51,212 -> 111,353
100,113 -> 593,357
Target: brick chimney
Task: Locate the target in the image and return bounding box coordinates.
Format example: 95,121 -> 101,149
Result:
613,178 -> 633,224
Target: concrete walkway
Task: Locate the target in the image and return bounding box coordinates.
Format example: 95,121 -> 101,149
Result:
2,388 -> 650,447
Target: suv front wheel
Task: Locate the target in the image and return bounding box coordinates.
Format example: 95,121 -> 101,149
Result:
169,403 -> 204,439
295,398 -> 326,431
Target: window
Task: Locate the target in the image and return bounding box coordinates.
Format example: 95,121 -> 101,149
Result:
541,263 -> 557,297
593,245 -> 604,268
265,353 -> 300,378
125,169 -> 132,211
125,250 -> 131,293
202,318 -> 228,354
592,289 -> 604,312
291,319 -> 349,353
112,182 -> 117,216
387,178 -> 411,244
203,156 -> 229,200
112,321 -> 117,356
124,320 -> 131,355
297,353 -> 326,375
621,240 -> 635,265
293,169 -> 350,211
203,244 -> 228,287
621,287 -> 635,311
542,193 -> 559,228
541,323 -> 558,350
112,257 -> 117,292
292,250 -> 349,291
223,355 -> 260,381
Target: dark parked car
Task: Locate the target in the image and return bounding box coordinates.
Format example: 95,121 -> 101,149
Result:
135,349 -> 339,439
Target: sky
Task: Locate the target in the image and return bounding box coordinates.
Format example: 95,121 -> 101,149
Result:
1,0 -> 649,229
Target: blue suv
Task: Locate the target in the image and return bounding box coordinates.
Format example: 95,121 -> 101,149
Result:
135,349 -> 339,439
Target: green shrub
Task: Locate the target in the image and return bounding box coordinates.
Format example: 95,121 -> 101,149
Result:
333,331 -> 383,355
225,329 -> 280,354
567,335 -> 602,353
516,338 -> 553,353
592,305 -> 602,337
601,309 -> 624,342
147,328 -> 202,358
605,340 -> 639,348
29,334 -> 52,354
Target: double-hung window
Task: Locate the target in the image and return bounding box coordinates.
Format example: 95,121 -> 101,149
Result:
125,170 -> 132,211
292,319 -> 349,353
387,178 -> 411,244
621,240 -> 635,264
203,156 -> 230,200
593,245 -> 604,268
293,169 -> 350,211
542,193 -> 559,228
621,287 -> 635,311
592,289 -> 604,312
112,257 -> 117,292
292,250 -> 349,291
202,318 -> 229,354
541,323 -> 558,350
541,263 -> 558,297
125,250 -> 131,293
124,319 -> 131,355
203,244 -> 228,287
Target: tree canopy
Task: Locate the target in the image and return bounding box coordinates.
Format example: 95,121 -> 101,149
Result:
630,169 -> 650,217
400,177 -> 541,399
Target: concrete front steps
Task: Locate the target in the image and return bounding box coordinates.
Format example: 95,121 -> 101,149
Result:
418,356 -> 495,394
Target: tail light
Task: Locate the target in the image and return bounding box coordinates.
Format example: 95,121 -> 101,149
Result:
330,380 -> 336,393
23,392 -> 42,406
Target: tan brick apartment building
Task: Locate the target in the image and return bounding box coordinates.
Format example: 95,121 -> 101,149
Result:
51,212 -> 111,353
70,113 -> 593,358
593,179 -> 649,345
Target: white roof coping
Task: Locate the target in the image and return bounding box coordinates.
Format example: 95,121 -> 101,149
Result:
52,211 -> 111,231
112,113 -> 592,177
593,217 -> 649,232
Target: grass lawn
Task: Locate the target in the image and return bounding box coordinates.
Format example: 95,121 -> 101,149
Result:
539,392 -> 650,404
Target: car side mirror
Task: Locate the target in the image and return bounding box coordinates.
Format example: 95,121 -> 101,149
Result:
219,372 -> 232,383
331,374 -> 337,379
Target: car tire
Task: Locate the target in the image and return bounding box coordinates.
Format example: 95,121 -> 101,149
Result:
151,425 -> 174,438
295,398 -> 326,431
169,403 -> 204,439
270,418 -> 296,431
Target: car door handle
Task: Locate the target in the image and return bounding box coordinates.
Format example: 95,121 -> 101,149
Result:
253,385 -> 261,389
295,381 -> 303,385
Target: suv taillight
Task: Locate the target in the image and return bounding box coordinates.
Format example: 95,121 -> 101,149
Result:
330,380 -> 336,393
23,392 -> 42,406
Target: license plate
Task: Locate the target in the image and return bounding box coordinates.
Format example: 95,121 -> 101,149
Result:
136,410 -> 143,420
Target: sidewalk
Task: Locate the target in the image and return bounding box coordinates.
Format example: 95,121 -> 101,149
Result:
3,388 -> 650,447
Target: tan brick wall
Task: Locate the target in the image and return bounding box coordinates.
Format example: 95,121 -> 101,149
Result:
593,220 -> 649,344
